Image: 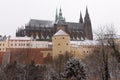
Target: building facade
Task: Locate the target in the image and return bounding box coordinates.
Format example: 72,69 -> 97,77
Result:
52,30 -> 70,59
16,7 -> 93,41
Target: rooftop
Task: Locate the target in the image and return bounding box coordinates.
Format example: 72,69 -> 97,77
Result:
54,29 -> 69,36
9,36 -> 31,40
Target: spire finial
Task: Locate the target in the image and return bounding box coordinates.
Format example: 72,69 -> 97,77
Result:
55,8 -> 58,22
79,11 -> 83,23
59,7 -> 62,18
85,6 -> 89,17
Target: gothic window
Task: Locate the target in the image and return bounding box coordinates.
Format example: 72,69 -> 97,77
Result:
41,35 -> 44,39
46,36 -> 50,39
76,36 -> 79,40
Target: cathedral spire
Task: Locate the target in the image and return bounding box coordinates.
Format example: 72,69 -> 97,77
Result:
55,8 -> 58,22
79,11 -> 83,23
85,6 -> 90,20
59,7 -> 63,19
83,6 -> 93,40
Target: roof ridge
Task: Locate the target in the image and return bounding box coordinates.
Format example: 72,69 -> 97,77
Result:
54,29 -> 68,36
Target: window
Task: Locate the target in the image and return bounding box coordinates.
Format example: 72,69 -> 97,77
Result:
66,43 -> 68,45
63,37 -> 64,39
11,44 -> 13,46
74,51 -> 75,53
58,43 -> 60,46
59,51 -> 62,53
15,44 -> 17,46
83,51 -> 85,53
27,44 -> 29,46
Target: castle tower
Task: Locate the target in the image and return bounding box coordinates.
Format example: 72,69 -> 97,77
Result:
83,7 -> 93,40
52,29 -> 70,59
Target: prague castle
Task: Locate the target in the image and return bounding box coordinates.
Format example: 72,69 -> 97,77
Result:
0,30 -> 98,65
0,7 -> 99,65
16,7 -> 93,41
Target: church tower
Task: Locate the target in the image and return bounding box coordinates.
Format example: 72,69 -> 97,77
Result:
54,8 -> 68,33
83,7 -> 93,40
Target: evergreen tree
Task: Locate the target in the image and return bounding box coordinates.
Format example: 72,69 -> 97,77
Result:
62,57 -> 86,80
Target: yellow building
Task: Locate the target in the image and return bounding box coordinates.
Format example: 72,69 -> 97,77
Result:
52,29 -> 100,59
0,36 -> 8,52
52,29 -> 70,59
70,41 -> 99,59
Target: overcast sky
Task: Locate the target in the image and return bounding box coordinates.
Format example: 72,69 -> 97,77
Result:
0,0 -> 120,36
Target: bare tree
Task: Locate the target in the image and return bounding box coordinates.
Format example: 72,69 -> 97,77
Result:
85,25 -> 120,80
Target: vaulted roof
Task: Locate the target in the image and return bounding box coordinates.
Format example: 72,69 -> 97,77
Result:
27,19 -> 83,30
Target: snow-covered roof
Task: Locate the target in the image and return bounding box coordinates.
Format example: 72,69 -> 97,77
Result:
48,42 -> 52,45
70,40 -> 100,46
54,29 -> 68,36
9,36 -> 31,40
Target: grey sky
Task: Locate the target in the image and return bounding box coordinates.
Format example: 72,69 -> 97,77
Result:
0,0 -> 120,36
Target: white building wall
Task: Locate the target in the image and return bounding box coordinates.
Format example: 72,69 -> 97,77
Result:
30,41 -> 49,48
8,37 -> 31,48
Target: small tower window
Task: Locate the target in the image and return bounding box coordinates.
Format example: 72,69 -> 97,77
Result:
63,37 -> 64,39
66,43 -> 68,45
59,51 -> 62,53
58,43 -> 60,46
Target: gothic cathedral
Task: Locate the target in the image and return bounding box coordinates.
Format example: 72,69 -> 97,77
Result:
16,7 -> 93,41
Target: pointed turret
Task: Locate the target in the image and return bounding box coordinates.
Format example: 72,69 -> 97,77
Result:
54,7 -> 67,33
79,11 -> 83,23
55,7 -> 66,25
84,6 -> 90,21
55,8 -> 58,22
59,7 -> 63,19
83,6 -> 93,40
